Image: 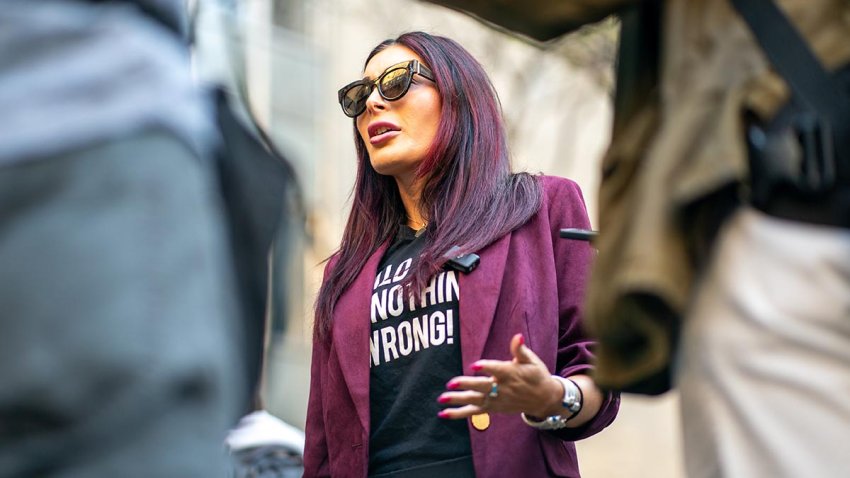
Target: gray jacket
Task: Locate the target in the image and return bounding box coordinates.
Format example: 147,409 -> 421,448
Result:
0,0 -> 214,165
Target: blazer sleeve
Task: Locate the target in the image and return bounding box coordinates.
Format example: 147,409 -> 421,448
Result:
541,176 -> 620,441
302,258 -> 337,478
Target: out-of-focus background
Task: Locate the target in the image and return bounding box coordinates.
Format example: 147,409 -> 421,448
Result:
199,1 -> 685,476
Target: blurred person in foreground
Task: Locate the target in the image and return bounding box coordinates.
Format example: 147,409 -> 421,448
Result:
422,0 -> 850,477
0,1 -> 245,476
304,31 -> 619,478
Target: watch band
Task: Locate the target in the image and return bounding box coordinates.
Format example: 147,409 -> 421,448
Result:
521,412 -> 570,430
553,375 -> 583,415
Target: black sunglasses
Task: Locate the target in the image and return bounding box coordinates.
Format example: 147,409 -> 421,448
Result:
337,60 -> 435,118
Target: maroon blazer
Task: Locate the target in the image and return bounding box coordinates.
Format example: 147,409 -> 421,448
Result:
304,176 -> 619,477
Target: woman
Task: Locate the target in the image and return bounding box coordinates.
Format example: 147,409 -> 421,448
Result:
305,31 -> 619,478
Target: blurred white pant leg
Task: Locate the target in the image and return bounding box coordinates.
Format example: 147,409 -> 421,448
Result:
676,207 -> 850,478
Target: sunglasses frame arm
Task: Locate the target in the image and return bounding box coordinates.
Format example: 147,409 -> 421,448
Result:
411,60 -> 434,82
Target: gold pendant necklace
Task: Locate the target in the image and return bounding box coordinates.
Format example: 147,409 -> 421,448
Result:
409,218 -> 428,236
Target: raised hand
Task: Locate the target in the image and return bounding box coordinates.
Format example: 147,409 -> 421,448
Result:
437,334 -> 564,419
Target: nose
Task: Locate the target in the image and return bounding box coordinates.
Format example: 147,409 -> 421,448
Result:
364,85 -> 387,114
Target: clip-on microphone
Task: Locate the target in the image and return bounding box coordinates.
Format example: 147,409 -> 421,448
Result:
442,245 -> 480,274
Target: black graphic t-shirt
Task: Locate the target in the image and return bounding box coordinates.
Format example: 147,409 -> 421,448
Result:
368,226 -> 473,476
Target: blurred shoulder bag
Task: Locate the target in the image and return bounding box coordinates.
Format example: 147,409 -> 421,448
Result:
733,0 -> 850,228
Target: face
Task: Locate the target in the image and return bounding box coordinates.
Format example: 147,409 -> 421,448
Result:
355,45 -> 441,182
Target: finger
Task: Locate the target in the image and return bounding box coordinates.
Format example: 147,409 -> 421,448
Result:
446,376 -> 495,393
437,390 -> 487,407
438,404 -> 485,420
470,359 -> 514,378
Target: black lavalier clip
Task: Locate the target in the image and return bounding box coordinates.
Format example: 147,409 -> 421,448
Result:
443,246 -> 480,274
559,228 -> 598,242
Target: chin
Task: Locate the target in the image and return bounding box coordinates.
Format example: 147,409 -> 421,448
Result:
370,162 -> 401,177
369,156 -> 406,176
368,150 -> 425,178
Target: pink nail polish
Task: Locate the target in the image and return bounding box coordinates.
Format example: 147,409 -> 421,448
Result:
518,334 -> 525,346
438,395 -> 451,404
437,411 -> 449,418
447,381 -> 459,390
471,363 -> 482,372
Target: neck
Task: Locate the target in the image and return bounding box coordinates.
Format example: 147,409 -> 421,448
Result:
394,174 -> 427,231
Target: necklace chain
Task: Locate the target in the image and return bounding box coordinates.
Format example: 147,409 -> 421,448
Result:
408,217 -> 428,231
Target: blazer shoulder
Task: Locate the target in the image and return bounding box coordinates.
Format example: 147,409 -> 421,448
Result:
536,175 -> 587,217
538,174 -> 583,198
320,252 -> 341,280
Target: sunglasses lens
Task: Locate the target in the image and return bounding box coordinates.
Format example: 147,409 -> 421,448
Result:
341,83 -> 371,117
379,68 -> 412,100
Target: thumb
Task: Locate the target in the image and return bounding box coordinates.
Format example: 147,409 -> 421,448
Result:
510,333 -> 534,364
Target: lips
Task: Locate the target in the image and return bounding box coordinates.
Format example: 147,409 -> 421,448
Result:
367,121 -> 401,145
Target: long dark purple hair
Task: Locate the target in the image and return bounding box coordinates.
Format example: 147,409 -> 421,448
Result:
315,31 -> 541,337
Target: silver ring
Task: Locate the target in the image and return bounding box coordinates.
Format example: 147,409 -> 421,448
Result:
488,380 -> 499,399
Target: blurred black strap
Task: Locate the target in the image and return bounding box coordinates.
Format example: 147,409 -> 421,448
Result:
730,0 -> 850,165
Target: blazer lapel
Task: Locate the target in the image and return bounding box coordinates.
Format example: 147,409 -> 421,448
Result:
458,232 -> 511,370
332,242 -> 389,434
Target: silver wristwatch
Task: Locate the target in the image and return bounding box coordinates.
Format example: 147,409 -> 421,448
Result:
553,375 -> 582,414
520,376 -> 583,430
